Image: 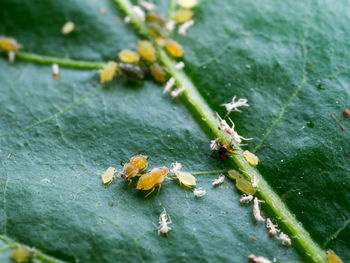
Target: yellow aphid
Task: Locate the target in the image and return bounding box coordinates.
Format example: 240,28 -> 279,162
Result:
175,171 -> 196,187
173,9 -> 194,23
227,170 -> 256,195
100,61 -> 118,83
121,154 -> 148,180
136,167 -> 168,191
150,63 -> 167,83
11,246 -> 35,263
0,37 -> 21,52
177,0 -> 198,9
326,250 -> 343,263
101,167 -> 116,185
155,37 -> 166,47
118,49 -> 140,63
137,40 -> 156,62
243,150 -> 259,166
61,21 -> 75,35
166,40 -> 183,57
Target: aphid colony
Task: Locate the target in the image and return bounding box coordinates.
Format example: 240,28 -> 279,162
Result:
101,155 -> 198,197
226,169 -> 292,247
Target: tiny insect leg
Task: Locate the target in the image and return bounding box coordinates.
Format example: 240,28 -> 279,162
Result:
145,187 -> 156,198
156,184 -> 162,196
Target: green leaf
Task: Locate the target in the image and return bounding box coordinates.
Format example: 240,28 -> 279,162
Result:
0,0 -> 348,262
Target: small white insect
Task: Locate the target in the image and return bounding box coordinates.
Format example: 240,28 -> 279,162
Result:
248,254 -> 272,263
170,87 -> 185,98
170,162 -> 182,173
124,16 -> 131,23
132,6 -> 145,21
278,232 -> 291,246
253,197 -> 265,222
252,176 -> 258,188
221,96 -> 249,114
240,194 -> 253,203
216,113 -> 252,145
193,188 -> 206,197
210,139 -> 219,151
61,21 -> 75,35
175,61 -> 185,70
212,175 -> 225,186
8,51 -> 15,63
52,63 -> 59,76
138,0 -> 156,11
163,77 -> 175,94
158,208 -> 172,235
166,20 -> 176,31
266,218 -> 279,236
178,19 -> 194,35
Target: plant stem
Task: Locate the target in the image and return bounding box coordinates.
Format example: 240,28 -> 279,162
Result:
0,235 -> 68,263
1,51 -> 106,69
112,0 -> 328,262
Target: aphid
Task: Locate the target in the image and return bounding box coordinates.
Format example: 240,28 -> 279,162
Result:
173,9 -> 194,23
253,197 -> 265,222
266,218 -> 279,236
227,169 -> 256,195
248,254 -> 272,263
138,0 -> 156,11
148,22 -> 167,37
210,138 -> 219,151
0,37 -> 21,52
170,87 -> 185,98
217,139 -> 235,160
278,232 -> 291,246
99,8 -> 107,14
146,13 -> 166,26
156,37 -> 166,46
158,208 -> 172,235
121,154 -> 148,180
177,0 -> 198,9
243,150 -> 259,166
118,49 -> 140,63
118,63 -> 145,82
136,167 -> 169,196
212,175 -> 225,186
163,77 -> 175,94
240,194 -> 253,203
326,249 -> 343,263
166,39 -> 183,57
137,40 -> 156,62
166,20 -> 176,31
221,96 -> 249,114
100,61 -> 118,83
150,63 -> 167,83
342,108 -> 350,118
101,167 -> 116,185
170,162 -> 182,173
10,245 -> 35,263
216,113 -> 253,145
193,187 -> 206,197
178,19 -> 194,35
132,5 -> 145,21
61,21 -> 75,35
175,61 -> 185,69
52,63 -> 60,80
252,176 -> 259,188
175,171 -> 196,187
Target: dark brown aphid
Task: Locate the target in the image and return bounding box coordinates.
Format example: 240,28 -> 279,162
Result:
342,108 -> 350,118
118,63 -> 145,82
218,140 -> 235,160
150,63 -> 167,83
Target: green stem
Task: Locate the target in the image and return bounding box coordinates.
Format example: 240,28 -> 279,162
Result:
0,235 -> 68,263
1,51 -> 106,69
113,1 -> 328,262
167,0 -> 177,21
